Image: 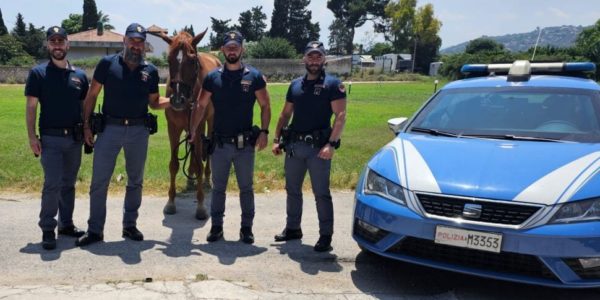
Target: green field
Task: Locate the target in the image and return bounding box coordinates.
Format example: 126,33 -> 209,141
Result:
0,82 -> 438,194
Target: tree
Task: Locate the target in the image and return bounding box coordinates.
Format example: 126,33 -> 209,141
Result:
12,13 -> 27,39
247,37 -> 297,58
576,19 -> 600,79
0,9 -> 7,35
82,0 -> 99,30
208,17 -> 233,50
0,34 -> 33,65
97,10 -> 115,30
269,0 -> 319,53
23,23 -> 46,59
412,4 -> 442,73
61,14 -> 82,34
328,18 -> 353,55
465,38 -> 505,54
183,25 -> 195,36
269,0 -> 290,38
237,6 -> 266,42
368,42 -> 394,56
327,0 -> 390,54
384,0 -> 416,53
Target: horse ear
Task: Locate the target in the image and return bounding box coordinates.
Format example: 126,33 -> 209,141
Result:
191,28 -> 209,49
149,30 -> 173,45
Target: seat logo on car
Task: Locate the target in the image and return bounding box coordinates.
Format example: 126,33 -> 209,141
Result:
463,203 -> 483,219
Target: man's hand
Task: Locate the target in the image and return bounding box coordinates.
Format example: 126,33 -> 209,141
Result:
188,131 -> 196,144
84,128 -> 94,146
272,143 -> 283,155
29,136 -> 41,156
255,132 -> 268,151
318,144 -> 335,160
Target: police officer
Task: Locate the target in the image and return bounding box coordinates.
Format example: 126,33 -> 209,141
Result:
272,41 -> 347,252
76,23 -> 170,246
25,26 -> 89,250
190,31 -> 271,244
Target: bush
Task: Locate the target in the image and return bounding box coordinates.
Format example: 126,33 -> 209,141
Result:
70,56 -> 101,68
6,55 -> 35,67
247,37 -> 297,59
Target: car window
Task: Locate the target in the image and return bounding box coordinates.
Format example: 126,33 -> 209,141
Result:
411,87 -> 600,143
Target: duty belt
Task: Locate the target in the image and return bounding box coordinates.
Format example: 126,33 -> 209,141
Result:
40,128 -> 74,137
105,116 -> 146,126
291,133 -> 315,144
216,136 -> 238,144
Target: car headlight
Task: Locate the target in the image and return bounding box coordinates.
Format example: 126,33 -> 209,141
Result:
363,169 -> 406,205
549,198 -> 600,224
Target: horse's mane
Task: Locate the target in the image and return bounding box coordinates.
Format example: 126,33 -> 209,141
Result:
168,31 -> 195,54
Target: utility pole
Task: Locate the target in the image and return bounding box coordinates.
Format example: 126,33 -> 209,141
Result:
411,35 -> 418,73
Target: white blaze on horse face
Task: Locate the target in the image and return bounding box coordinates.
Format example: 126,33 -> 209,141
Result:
176,50 -> 183,63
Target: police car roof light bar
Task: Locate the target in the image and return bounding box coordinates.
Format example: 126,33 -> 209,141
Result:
461,61 -> 596,81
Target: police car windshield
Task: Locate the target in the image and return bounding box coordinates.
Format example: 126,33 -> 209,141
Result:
409,87 -> 600,143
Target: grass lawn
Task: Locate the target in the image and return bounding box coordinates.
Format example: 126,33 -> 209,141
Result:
0,81 -> 439,195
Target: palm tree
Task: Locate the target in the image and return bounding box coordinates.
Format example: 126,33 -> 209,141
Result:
97,10 -> 115,30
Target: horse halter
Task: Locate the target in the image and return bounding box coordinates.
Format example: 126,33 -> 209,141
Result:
170,48 -> 200,111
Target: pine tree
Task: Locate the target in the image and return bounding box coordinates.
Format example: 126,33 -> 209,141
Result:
82,0 -> 99,30
0,9 -> 8,35
12,13 -> 27,39
237,6 -> 266,42
269,0 -> 290,38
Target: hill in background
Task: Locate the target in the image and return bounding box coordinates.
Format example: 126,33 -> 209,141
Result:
441,25 -> 589,54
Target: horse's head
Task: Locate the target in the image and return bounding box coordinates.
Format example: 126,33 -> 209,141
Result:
152,29 -> 208,111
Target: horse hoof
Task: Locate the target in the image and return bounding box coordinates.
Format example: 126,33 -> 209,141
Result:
195,208 -> 209,220
163,203 -> 176,215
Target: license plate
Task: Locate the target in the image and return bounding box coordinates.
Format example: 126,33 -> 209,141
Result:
434,226 -> 503,253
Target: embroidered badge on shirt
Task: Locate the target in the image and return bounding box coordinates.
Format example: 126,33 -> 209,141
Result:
70,76 -> 82,89
314,84 -> 324,96
338,83 -> 346,93
241,79 -> 252,92
141,71 -> 149,82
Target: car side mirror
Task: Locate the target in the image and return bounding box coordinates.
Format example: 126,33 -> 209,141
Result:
388,117 -> 408,134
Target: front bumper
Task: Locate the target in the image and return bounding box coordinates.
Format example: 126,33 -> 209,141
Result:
353,192 -> 600,288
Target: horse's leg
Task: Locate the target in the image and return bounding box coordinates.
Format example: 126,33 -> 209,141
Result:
164,116 -> 183,215
192,127 -> 208,220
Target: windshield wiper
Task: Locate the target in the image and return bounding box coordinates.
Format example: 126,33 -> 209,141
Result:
464,134 -> 569,143
410,127 -> 461,137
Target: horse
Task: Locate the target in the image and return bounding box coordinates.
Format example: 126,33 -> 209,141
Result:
150,29 -> 221,219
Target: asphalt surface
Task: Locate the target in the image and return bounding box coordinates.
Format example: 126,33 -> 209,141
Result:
0,190 -> 598,299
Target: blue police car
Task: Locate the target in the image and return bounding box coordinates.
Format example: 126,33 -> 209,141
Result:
353,61 -> 600,288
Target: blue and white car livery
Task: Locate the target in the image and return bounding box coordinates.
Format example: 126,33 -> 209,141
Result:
353,61 -> 600,288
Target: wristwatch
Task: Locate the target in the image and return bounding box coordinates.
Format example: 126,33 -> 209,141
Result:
328,139 -> 341,149
260,129 -> 269,134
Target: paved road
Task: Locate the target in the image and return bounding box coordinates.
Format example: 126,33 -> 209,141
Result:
0,190 -> 598,299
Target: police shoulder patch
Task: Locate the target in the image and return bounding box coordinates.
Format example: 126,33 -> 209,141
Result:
338,83 -> 346,93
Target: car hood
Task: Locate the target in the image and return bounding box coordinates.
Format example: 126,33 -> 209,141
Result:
368,133 -> 600,205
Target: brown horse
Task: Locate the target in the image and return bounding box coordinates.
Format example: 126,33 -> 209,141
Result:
151,29 -> 221,219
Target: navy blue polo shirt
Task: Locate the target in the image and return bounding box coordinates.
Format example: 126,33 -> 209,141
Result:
25,61 -> 89,129
93,54 -> 159,118
202,64 -> 266,136
286,72 -> 346,133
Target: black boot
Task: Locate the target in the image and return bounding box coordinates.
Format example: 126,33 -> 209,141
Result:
314,235 -> 332,252
42,231 -> 56,250
206,226 -> 223,242
274,228 -> 303,242
123,226 -> 144,241
58,225 -> 85,238
239,226 -> 254,244
75,231 -> 104,247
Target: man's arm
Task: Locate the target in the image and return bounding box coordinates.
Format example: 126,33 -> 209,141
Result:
25,96 -> 41,156
82,79 -> 103,146
255,88 -> 271,151
149,93 -> 170,110
318,98 -> 347,160
188,88 -> 213,142
271,102 -> 294,155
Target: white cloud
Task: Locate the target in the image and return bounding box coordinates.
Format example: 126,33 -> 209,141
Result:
548,7 -> 570,19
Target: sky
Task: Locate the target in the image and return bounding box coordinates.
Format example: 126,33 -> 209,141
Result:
2,0 -> 599,49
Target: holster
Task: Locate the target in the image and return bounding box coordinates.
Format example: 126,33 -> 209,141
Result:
279,127 -> 291,151
201,134 -> 216,161
312,127 -> 332,148
145,113 -> 158,135
90,112 -> 105,134
72,123 -> 84,142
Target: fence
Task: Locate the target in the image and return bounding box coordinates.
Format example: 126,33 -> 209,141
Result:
0,57 -> 352,83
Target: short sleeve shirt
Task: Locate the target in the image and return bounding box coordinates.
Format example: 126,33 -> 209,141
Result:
93,54 -> 159,118
202,64 -> 266,136
286,72 -> 346,132
25,61 -> 89,129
